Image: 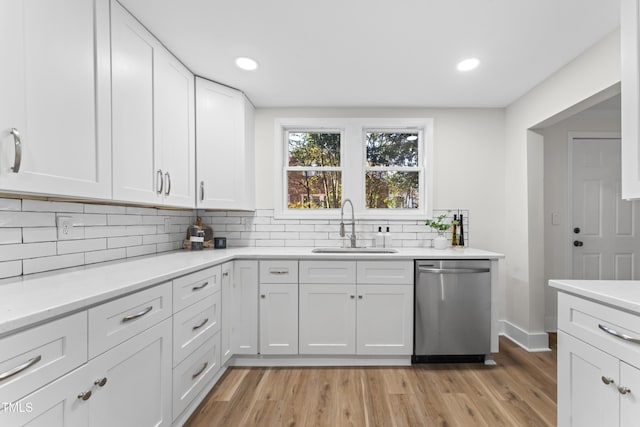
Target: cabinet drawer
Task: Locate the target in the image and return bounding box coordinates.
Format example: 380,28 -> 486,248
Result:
173,265 -> 221,312
299,261 -> 356,284
88,282 -> 172,358
173,293 -> 221,366
173,332 -> 221,420
559,292 -> 640,367
357,261 -> 414,284
0,311 -> 87,404
260,260 -> 298,283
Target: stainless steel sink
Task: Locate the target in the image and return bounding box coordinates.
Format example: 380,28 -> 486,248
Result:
311,247 -> 398,254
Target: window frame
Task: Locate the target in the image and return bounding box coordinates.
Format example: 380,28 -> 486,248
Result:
274,117 -> 433,220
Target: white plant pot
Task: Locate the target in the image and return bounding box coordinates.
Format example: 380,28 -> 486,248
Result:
433,235 -> 449,250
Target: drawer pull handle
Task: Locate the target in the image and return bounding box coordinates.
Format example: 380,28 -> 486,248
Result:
270,270 -> 288,275
602,376 -> 615,385
95,377 -> 108,387
192,362 -> 208,379
122,306 -> 153,322
618,385 -> 632,395
598,324 -> 640,345
192,318 -> 209,331
77,391 -> 92,401
0,354 -> 42,382
192,281 -> 209,291
10,128 -> 22,173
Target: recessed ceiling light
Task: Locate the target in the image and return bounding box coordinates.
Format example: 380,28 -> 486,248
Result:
457,58 -> 480,72
235,57 -> 258,71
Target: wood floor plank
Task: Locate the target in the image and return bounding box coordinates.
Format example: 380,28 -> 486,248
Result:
184,335 -> 558,427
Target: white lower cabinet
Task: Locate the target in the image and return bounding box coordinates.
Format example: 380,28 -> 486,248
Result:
557,292 -> 640,427
89,319 -> 172,427
220,262 -> 233,365
259,283 -> 298,355
356,284 -> 413,355
299,284 -> 356,355
231,261 -> 258,355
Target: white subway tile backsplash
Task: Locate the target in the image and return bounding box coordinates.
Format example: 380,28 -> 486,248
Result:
142,215 -> 164,225
58,238 -> 106,255
126,244 -> 157,258
142,234 -> 169,244
271,232 -> 297,240
108,214 -> 143,226
255,224 -> 285,232
84,203 -> 126,214
125,225 -> 157,235
108,235 -> 143,248
255,239 -> 285,247
126,206 -> 157,215
0,260 -> 22,278
157,241 -> 180,252
0,198 -> 21,211
0,211 -> 54,228
84,226 -> 128,238
0,228 -> 22,244
24,253 -> 85,275
22,227 -> 56,243
0,242 -> 57,261
23,200 -> 84,213
285,224 -> 315,232
85,248 -> 127,264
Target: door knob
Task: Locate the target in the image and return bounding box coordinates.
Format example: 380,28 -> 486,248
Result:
573,227 -> 581,234
573,240 -> 583,247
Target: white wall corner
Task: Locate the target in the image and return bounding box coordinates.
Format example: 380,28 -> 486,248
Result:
499,320 -> 550,352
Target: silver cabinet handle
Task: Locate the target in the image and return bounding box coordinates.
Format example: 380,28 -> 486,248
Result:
618,385 -> 632,395
0,354 -> 41,382
269,270 -> 289,275
418,267 -> 490,274
10,128 -> 21,173
122,306 -> 153,322
164,172 -> 171,196
77,391 -> 92,401
598,324 -> 640,345
602,376 -> 615,385
192,318 -> 209,331
192,281 -> 209,291
95,377 -> 107,387
200,181 -> 205,201
157,169 -> 163,194
192,362 -> 208,379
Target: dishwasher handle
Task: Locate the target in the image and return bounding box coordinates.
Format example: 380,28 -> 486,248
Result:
418,267 -> 490,274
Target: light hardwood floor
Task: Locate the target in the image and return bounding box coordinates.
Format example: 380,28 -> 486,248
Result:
185,335 -> 557,427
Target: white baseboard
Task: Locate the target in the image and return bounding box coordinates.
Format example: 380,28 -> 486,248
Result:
230,355 -> 412,367
499,320 -> 551,352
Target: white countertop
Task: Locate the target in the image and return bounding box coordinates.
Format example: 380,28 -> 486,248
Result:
549,279 -> 640,314
0,246 -> 502,337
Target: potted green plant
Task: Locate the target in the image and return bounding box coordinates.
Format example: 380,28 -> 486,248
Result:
425,211 -> 458,249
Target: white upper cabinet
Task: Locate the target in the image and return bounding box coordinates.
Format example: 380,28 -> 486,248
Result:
195,77 -> 255,210
111,1 -> 195,208
622,0 -> 640,199
0,0 -> 111,199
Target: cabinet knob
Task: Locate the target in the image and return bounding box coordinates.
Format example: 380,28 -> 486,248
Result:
601,376 -> 614,385
94,377 -> 108,387
358,295 -> 363,299
261,294 -> 266,299
573,240 -> 583,247
77,391 -> 92,401
223,272 -> 229,277
573,227 -> 581,234
618,385 -> 632,395
350,295 -> 355,299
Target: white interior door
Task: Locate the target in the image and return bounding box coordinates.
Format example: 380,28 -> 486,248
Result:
571,136 -> 640,279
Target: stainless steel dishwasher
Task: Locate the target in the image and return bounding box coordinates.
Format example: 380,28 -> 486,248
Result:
413,259 -> 491,363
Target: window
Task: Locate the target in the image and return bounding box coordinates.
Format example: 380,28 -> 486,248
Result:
276,118 -> 432,219
286,131 -> 342,209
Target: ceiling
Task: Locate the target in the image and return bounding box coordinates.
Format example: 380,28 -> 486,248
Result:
118,0 -> 620,108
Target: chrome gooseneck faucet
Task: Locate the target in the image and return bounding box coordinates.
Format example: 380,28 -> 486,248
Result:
340,198 -> 357,248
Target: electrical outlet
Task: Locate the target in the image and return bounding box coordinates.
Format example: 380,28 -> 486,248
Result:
57,216 -> 73,240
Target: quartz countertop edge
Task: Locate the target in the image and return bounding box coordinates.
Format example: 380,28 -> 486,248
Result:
549,279 -> 640,314
0,247 -> 503,337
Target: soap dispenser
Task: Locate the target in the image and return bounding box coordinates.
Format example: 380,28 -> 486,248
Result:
384,226 -> 392,248
375,227 -> 384,247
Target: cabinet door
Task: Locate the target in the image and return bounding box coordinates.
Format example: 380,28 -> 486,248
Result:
154,48 -> 195,208
1,365 -> 90,427
231,261 -> 258,355
620,361 -> 640,427
299,284 -> 356,355
356,284 -> 413,355
0,0 -> 111,199
558,331 -> 619,427
195,78 -> 244,209
259,283 -> 298,355
89,318 -> 172,427
111,0 -> 159,205
221,262 -> 233,364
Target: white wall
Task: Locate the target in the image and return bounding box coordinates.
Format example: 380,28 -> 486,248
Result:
504,29 -> 620,342
542,107 -> 621,331
254,107 -> 506,250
